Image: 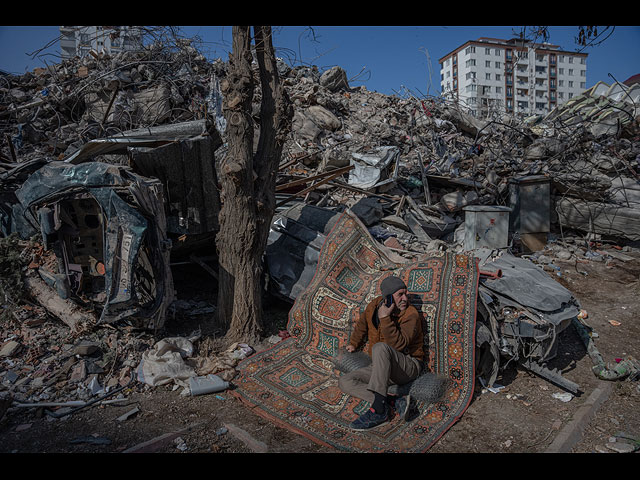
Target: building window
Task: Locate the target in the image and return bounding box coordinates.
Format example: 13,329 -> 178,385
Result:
486,73 -> 491,80
495,61 -> 501,69
485,48 -> 491,55
580,70 -> 586,77
569,69 -> 574,76
465,46 -> 476,55
486,60 -> 491,68
580,58 -> 586,64
496,74 -> 501,81
496,86 -> 502,94
568,57 -> 574,63
466,59 -> 476,67
568,81 -> 574,88
580,82 -> 586,88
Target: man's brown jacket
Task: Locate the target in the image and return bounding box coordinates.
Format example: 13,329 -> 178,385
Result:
349,296 -> 425,361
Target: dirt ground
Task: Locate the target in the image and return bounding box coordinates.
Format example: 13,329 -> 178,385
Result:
1,248 -> 639,454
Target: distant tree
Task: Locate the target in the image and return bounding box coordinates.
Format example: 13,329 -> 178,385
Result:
216,26 -> 293,344
513,26 -> 615,51
575,26 -> 615,49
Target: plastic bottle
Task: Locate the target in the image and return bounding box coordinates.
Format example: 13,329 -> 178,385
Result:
189,374 -> 229,396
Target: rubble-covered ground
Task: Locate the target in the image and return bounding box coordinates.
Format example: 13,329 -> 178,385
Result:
1,36 -> 639,453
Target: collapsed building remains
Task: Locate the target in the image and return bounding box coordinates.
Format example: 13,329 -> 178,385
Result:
1,36 -> 639,415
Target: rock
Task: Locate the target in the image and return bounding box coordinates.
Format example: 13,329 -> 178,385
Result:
555,249 -> 573,260
73,340 -> 100,356
320,66 -> 349,92
306,105 -> 342,131
70,360 -> 87,383
0,340 -> 21,358
605,441 -> 636,453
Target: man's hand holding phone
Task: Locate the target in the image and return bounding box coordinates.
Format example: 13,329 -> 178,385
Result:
378,294 -> 394,318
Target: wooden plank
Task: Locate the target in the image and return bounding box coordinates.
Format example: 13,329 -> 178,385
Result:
276,165 -> 353,192
275,167 -> 355,208
404,211 -> 432,242
395,195 -> 406,216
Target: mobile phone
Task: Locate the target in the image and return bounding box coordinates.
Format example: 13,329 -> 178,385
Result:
384,294 -> 393,307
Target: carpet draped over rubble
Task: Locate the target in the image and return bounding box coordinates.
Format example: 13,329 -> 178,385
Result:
232,210 -> 479,452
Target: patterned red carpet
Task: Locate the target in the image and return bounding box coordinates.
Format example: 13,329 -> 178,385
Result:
232,211 -> 479,452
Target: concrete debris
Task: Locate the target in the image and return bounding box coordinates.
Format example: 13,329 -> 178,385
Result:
1,36 -> 639,412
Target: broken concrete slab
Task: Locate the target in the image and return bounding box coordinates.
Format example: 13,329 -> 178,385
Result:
0,340 -> 21,358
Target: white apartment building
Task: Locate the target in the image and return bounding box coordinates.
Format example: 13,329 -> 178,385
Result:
439,37 -> 588,118
59,26 -> 144,60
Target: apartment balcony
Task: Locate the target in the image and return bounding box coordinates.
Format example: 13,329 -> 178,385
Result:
60,38 -> 76,49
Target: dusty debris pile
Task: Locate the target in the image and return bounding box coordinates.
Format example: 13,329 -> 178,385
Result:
1,36 -> 640,420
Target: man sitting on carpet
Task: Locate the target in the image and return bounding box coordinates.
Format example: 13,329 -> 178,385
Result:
338,275 -> 424,430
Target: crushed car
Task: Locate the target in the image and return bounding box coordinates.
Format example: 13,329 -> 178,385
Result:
1,119 -> 222,331
10,160 -> 174,330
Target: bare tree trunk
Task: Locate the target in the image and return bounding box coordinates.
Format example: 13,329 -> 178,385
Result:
216,26 -> 292,344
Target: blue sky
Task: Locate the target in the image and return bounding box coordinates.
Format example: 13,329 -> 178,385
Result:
1,26 -> 639,96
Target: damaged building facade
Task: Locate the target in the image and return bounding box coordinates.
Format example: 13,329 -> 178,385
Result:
440,37 -> 588,119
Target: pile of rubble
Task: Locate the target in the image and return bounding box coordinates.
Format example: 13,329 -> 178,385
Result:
277,63 -> 640,250
1,36 -> 640,418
